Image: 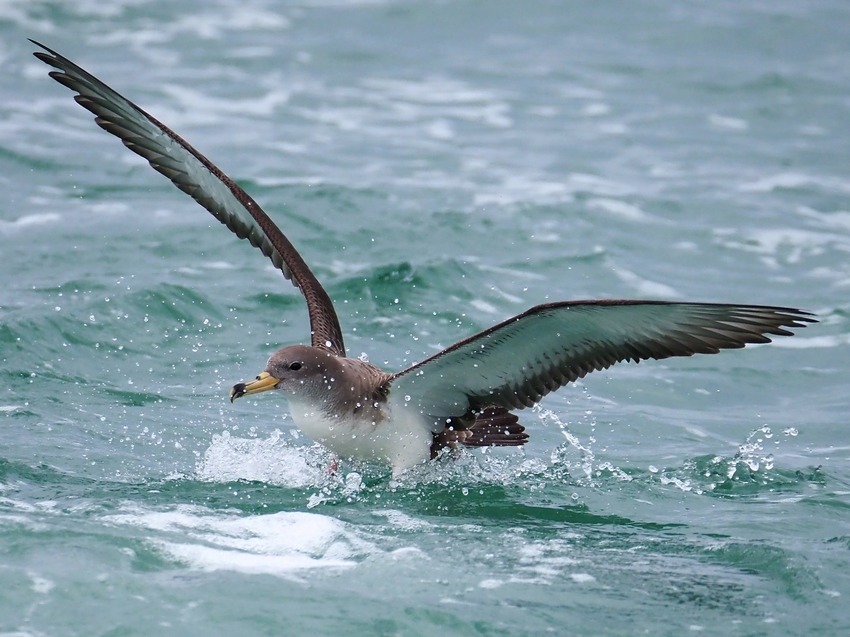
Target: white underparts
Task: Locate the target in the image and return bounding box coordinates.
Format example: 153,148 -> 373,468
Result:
286,397 -> 433,476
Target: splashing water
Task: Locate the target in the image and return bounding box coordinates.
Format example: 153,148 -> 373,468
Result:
729,425 -> 776,477
195,429 -> 332,488
533,399 -> 633,486
656,424 -> 812,496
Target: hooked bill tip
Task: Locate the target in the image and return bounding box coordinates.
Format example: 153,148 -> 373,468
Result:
229,383 -> 246,403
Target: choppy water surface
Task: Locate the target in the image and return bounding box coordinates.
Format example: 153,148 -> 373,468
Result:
2,1 -> 849,635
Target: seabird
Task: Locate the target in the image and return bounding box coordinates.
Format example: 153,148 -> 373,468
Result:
32,41 -> 816,476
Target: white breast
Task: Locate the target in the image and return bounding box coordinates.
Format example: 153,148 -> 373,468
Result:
286,397 -> 434,476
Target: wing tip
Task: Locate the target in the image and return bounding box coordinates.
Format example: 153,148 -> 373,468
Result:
31,39 -> 62,64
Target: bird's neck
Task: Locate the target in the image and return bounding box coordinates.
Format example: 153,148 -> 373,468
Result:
294,356 -> 391,422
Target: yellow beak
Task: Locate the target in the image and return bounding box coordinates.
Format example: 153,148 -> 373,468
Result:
229,371 -> 280,403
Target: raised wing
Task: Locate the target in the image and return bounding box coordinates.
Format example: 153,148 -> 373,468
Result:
390,301 -> 815,419
31,40 -> 345,356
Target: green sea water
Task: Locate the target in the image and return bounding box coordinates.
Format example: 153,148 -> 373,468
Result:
2,1 -> 849,635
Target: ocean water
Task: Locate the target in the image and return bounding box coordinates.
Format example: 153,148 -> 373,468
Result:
1,1 -> 849,635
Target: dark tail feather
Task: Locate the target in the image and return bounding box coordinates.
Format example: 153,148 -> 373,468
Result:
431,407 -> 528,457
463,407 -> 528,447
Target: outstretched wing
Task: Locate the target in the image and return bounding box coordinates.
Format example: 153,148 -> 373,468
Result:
390,301 -> 814,419
31,40 -> 345,357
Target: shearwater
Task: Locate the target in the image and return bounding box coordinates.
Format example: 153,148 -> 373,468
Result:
32,41 -> 815,476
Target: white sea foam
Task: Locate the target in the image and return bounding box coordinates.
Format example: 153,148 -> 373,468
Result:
613,267 -> 678,298
476,264 -> 546,281
363,76 -> 502,107
587,197 -> 651,222
472,176 -> 570,207
529,231 -> 562,243
0,213 -> 61,231
88,202 -> 130,216
738,172 -> 850,194
582,103 -> 611,117
427,119 -> 455,140
469,298 -> 499,314
797,206 -> 850,232
0,2 -> 56,33
473,172 -> 633,207
104,503 -> 375,579
768,334 -> 850,349
489,285 -> 524,304
161,84 -> 291,120
373,509 -> 435,532
515,539 -> 580,582
597,122 -> 628,135
201,260 -> 236,270
470,534 -> 591,589
715,226 -> 845,265
708,114 -> 748,130
29,573 -> 55,594
93,6 -> 289,50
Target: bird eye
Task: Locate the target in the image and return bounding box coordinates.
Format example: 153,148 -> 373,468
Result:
289,362 -> 302,371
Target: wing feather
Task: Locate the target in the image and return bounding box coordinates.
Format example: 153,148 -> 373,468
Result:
32,40 -> 345,356
390,301 -> 815,419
